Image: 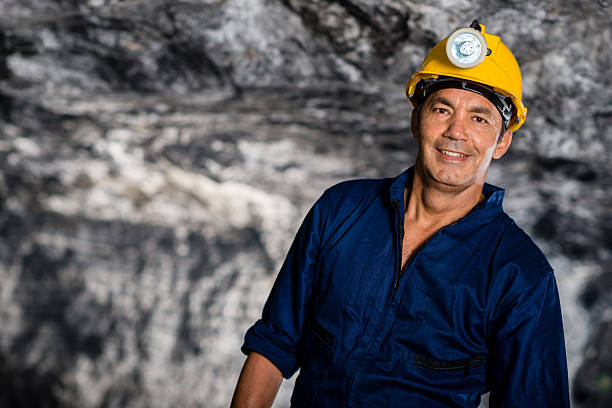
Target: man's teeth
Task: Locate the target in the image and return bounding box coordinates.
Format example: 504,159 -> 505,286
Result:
441,150 -> 467,157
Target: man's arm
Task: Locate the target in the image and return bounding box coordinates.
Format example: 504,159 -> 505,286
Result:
487,271 -> 569,407
237,191 -> 329,392
231,352 -> 283,408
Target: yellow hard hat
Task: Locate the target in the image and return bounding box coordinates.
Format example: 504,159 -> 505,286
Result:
406,20 -> 527,132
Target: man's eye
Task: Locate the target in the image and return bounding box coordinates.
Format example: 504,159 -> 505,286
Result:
434,108 -> 448,114
474,116 -> 488,124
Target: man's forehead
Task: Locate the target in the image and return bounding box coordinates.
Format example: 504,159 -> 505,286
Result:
425,88 -> 498,115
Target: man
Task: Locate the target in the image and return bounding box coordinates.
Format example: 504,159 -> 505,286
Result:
231,21 -> 569,407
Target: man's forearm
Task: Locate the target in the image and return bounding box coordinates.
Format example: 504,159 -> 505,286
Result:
231,351 -> 284,408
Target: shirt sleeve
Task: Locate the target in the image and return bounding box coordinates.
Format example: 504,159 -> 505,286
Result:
241,192 -> 327,379
487,270 -> 570,407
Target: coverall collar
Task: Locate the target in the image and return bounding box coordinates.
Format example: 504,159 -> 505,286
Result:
388,166 -> 506,220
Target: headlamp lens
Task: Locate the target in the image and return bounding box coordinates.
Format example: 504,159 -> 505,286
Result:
445,28 -> 487,68
458,37 -> 478,57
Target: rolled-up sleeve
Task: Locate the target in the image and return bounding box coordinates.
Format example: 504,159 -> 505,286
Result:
487,271 -> 570,407
241,192 -> 327,379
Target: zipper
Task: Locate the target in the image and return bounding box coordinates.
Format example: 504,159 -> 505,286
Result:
391,200 -> 404,300
345,201 -> 404,406
391,200 -> 463,300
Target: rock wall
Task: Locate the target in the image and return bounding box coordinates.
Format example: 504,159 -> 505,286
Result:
0,1 -> 611,407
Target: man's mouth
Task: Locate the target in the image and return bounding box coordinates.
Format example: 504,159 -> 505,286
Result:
438,149 -> 469,158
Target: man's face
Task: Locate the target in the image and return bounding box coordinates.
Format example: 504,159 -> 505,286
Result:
412,88 -> 513,190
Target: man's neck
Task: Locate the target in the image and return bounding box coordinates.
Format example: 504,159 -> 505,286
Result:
404,168 -> 486,229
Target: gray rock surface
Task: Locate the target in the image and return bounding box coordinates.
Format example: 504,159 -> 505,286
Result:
0,0 -> 611,407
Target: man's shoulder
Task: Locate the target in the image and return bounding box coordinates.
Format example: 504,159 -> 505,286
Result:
494,213 -> 554,282
321,176 -> 393,208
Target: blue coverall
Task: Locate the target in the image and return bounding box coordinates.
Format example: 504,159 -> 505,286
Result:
242,167 -> 570,407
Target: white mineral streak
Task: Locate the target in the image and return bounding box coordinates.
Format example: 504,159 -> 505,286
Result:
44,154 -> 298,263
0,263 -> 23,349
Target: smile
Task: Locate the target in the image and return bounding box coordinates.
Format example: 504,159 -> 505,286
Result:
438,149 -> 469,158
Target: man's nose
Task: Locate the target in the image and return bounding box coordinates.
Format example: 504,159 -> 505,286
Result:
443,114 -> 469,141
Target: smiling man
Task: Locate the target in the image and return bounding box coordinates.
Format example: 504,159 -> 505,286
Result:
232,21 -> 569,407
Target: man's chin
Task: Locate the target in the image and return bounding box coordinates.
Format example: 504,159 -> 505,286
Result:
426,171 -> 483,192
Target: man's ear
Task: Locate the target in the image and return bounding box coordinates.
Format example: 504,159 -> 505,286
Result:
493,130 -> 513,159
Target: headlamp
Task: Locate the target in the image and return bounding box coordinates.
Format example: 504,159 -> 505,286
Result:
445,27 -> 487,68
406,19 -> 526,131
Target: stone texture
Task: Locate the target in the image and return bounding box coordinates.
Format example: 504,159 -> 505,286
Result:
0,0 -> 611,407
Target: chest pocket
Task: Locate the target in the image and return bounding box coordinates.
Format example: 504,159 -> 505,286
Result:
413,352 -> 485,377
392,351 -> 487,407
